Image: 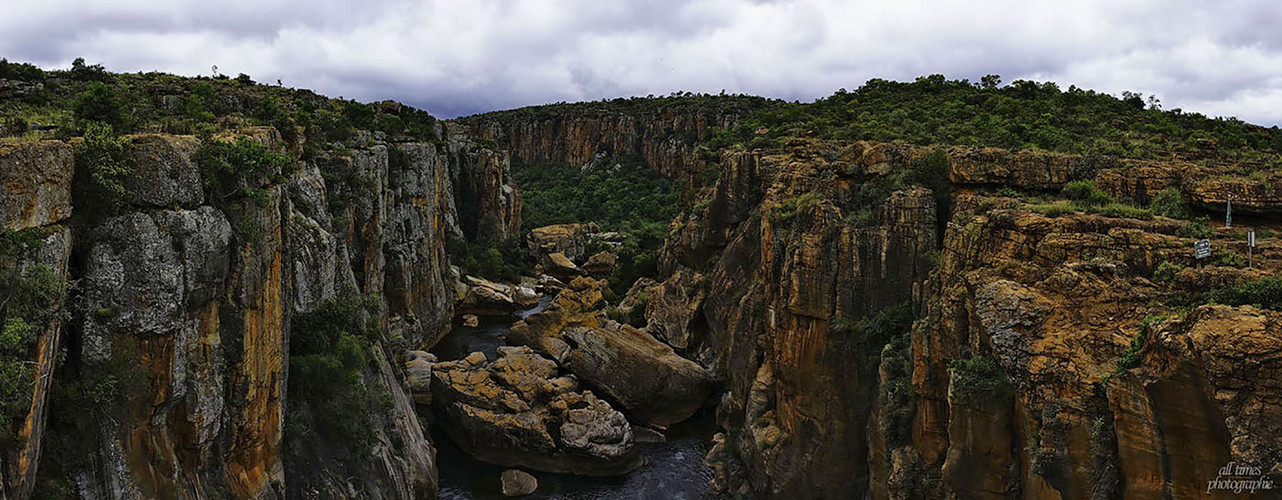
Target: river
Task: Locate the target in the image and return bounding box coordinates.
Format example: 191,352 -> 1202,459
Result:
428,298 -> 720,499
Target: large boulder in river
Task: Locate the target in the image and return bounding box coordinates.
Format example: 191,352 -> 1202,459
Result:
500,470 -> 538,496
562,324 -> 714,426
405,351 -> 437,405
542,252 -> 582,279
459,276 -> 518,316
508,277 -> 714,426
430,346 -> 641,476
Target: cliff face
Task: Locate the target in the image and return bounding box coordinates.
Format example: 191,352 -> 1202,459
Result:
461,102 -> 754,193
0,121 -> 517,499
654,139 -> 1281,498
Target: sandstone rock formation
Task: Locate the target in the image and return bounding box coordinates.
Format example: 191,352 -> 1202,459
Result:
430,346 -> 641,475
508,277 -> 714,427
2,119 -> 520,499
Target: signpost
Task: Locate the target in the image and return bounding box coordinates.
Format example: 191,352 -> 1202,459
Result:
1226,198 -> 1232,228
1195,239 -> 1212,260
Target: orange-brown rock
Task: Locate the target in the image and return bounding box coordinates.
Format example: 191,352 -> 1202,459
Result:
0,139 -> 73,231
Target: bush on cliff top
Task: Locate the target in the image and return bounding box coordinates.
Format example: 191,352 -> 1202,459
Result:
73,122 -> 136,217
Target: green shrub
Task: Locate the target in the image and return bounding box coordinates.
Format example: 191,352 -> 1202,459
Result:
1061,180 -> 1114,206
1149,188 -> 1191,219
1091,202 -> 1152,220
195,135 -> 291,202
1205,276 -> 1282,310
287,295 -> 382,452
73,122 -> 135,216
73,82 -> 130,131
948,355 -> 1012,403
1114,315 -> 1164,373
1176,222 -> 1215,239
1153,260 -> 1185,283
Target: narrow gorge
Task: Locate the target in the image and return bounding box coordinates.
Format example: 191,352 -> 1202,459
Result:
1,66 -> 1279,499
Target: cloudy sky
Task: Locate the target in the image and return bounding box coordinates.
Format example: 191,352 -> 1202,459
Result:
3,0 -> 1280,123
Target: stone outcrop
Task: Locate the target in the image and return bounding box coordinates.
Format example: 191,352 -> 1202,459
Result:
657,138 -> 1282,499
461,100 -> 761,192
508,277 -> 714,427
430,346 -> 641,476
500,469 -> 538,496
4,119 -> 520,499
528,223 -> 589,264
0,140 -> 73,231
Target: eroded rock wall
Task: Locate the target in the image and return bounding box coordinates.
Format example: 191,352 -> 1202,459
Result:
1,121 -> 518,499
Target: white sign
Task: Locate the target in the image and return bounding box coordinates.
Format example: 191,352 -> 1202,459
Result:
1249,231 -> 1256,248
1195,239 -> 1212,259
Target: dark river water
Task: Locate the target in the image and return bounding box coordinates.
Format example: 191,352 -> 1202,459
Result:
428,298 -> 720,499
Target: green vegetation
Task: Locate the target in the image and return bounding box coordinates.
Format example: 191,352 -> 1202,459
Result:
194,134 -> 292,203
1204,276 -> 1282,310
0,228 -> 65,445
1025,180 -> 1154,220
947,355 -> 1013,403
0,59 -> 440,150
1112,315 -> 1165,375
73,122 -> 135,216
1149,188 -> 1192,219
1153,260 -> 1186,283
700,75 -> 1282,165
286,294 -> 383,454
451,238 -> 532,284
513,160 -> 679,295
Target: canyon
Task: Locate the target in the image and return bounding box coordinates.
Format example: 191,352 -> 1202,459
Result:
1,71 -> 1280,500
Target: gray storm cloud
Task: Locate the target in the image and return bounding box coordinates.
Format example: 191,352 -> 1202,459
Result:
2,0 -> 1279,124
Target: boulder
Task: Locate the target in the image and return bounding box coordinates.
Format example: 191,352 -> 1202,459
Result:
528,223 -> 588,262
509,278 -> 713,426
459,276 -> 517,316
536,274 -> 566,293
562,324 -> 715,426
462,314 -> 480,328
543,252 -> 582,279
512,285 -> 541,308
0,139 -> 73,231
405,351 -> 437,405
582,251 -> 617,275
500,470 -> 538,496
430,346 -> 641,475
127,134 -> 204,208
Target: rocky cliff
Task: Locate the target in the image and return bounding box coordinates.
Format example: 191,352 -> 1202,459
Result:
0,117 -> 518,499
460,98 -> 765,194
648,139 -> 1281,498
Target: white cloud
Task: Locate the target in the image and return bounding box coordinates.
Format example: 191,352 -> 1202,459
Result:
2,0 -> 1280,124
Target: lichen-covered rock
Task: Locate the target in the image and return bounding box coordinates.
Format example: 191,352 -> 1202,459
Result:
500,469 -> 538,496
561,324 -> 714,426
430,346 -> 641,475
127,134 -> 204,208
582,250 -> 617,275
529,224 -> 588,263
0,139 -> 73,231
643,268 -> 705,350
459,276 -> 518,316
406,350 -> 438,405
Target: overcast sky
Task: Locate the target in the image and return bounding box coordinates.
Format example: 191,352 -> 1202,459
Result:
3,0 -> 1280,124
